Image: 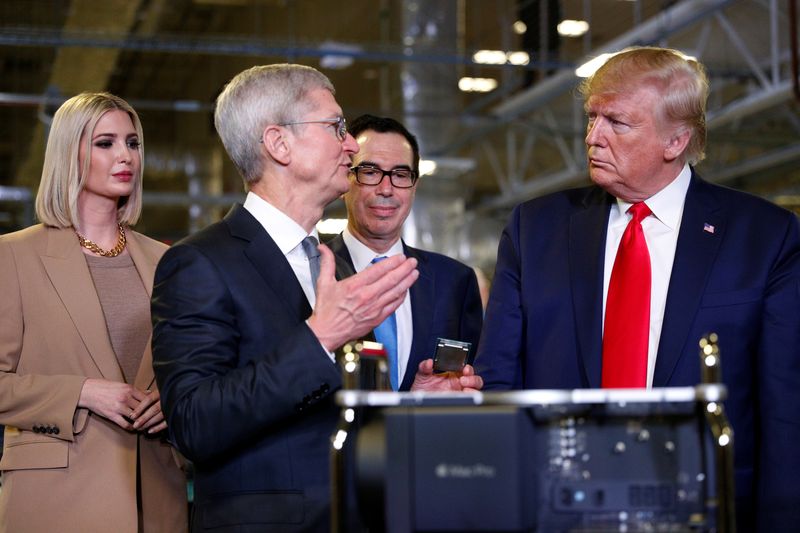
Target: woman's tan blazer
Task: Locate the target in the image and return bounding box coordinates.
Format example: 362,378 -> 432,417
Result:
0,224 -> 187,533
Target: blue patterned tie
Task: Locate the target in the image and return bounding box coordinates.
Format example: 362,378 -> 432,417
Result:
371,256 -> 399,390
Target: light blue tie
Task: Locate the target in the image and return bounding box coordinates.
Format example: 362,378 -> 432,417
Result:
371,256 -> 399,390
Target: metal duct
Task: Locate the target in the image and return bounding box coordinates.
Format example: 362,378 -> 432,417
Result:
401,1 -> 460,154
399,0 -> 498,269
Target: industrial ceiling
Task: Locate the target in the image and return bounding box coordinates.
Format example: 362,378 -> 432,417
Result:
1,0 -> 798,271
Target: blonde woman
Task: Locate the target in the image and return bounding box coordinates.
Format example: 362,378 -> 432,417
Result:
0,92 -> 187,532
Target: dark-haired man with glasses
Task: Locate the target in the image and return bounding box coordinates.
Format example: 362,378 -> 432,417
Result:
328,114 -> 484,391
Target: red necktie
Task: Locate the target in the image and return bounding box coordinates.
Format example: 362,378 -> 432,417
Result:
602,202 -> 652,388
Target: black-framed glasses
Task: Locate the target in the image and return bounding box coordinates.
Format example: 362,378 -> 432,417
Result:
279,116 -> 348,142
350,164 -> 418,189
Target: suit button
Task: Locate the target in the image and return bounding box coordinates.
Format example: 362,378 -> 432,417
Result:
303,395 -> 311,405
321,383 -> 330,393
295,404 -> 305,412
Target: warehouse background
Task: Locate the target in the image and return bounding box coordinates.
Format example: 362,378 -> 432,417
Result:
1,0 -> 798,275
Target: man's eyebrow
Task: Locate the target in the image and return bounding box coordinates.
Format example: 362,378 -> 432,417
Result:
358,160 -> 412,170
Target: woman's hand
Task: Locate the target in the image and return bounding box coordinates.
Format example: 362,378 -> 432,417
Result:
130,388 -> 167,434
78,378 -> 147,431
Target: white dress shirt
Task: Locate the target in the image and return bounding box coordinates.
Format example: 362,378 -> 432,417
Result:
602,164 -> 692,388
243,192 -> 334,361
342,227 -> 413,384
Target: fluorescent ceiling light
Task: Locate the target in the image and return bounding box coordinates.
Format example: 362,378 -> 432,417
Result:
575,53 -> 614,78
472,50 -> 507,65
316,218 -> 348,235
319,40 -> 361,70
575,50 -> 698,78
419,159 -> 437,177
458,77 -> 498,93
507,51 -> 530,66
473,50 -> 530,66
557,19 -> 589,37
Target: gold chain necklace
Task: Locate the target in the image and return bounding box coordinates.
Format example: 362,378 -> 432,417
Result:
75,223 -> 127,257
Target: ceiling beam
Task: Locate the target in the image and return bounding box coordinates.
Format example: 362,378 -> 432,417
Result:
15,0 -> 151,188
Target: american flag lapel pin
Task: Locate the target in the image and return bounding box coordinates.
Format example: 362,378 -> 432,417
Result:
703,223 -> 715,234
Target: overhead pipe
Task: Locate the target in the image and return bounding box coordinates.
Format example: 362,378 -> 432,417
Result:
790,0 -> 800,101
0,26 -> 567,71
0,92 -> 213,112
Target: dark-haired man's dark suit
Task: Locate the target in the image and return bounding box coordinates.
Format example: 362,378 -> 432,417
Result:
152,204 -> 350,532
474,171 -> 800,531
328,235 -> 484,390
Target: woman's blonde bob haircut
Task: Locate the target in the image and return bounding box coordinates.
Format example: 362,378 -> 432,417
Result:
35,92 -> 144,228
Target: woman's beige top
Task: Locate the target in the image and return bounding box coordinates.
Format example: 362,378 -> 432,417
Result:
85,253 -> 150,384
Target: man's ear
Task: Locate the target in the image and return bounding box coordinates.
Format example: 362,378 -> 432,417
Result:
664,127 -> 692,162
262,125 -> 291,165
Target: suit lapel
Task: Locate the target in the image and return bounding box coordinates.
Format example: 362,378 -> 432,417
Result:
404,244 -> 433,390
570,188 -> 613,388
127,231 -> 161,390
653,174 -> 724,385
326,233 -> 383,346
226,205 -> 312,320
41,226 -> 123,381
327,234 -> 357,280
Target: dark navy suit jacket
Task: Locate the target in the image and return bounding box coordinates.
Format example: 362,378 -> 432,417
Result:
475,172 -> 800,531
328,234 -> 484,390
152,205 -> 347,532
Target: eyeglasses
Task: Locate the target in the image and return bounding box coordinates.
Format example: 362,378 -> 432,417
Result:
279,116 -> 348,142
350,164 -> 418,189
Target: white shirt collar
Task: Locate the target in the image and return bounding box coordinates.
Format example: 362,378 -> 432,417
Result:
342,227 -> 404,273
243,191 -> 318,254
612,163 -> 691,230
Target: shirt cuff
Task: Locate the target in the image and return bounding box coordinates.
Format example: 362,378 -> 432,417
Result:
306,319 -> 336,363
